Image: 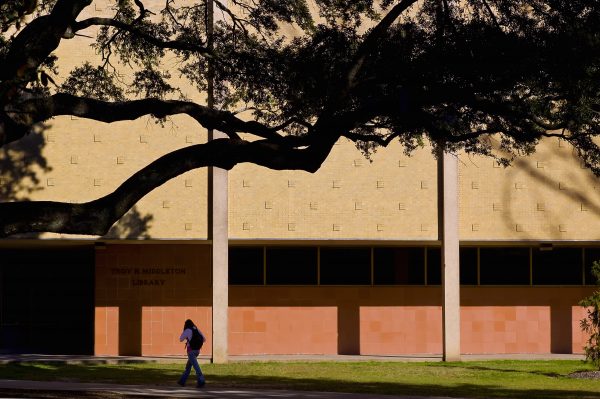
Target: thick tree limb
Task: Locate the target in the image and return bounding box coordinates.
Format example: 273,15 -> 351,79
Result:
342,0 -> 420,96
7,93 -> 285,145
1,0 -> 91,88
0,137 -> 332,237
316,0 -> 420,142
0,0 -> 91,145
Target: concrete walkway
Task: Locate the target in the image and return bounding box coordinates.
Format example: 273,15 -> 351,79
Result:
0,379 -> 461,399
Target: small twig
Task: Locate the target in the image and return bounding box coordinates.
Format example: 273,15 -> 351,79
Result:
481,0 -> 501,29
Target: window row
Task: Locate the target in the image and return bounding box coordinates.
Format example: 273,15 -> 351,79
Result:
229,246 -> 600,286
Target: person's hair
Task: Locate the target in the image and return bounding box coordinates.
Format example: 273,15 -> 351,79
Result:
183,319 -> 195,331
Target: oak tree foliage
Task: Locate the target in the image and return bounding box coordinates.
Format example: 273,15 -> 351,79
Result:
580,261 -> 600,370
1,0 -> 599,236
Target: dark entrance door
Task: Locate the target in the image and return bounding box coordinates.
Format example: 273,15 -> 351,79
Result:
0,245 -> 94,354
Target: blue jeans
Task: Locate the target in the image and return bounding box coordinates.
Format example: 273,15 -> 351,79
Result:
178,350 -> 205,386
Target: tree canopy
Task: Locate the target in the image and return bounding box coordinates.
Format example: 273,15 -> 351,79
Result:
1,0 -> 599,237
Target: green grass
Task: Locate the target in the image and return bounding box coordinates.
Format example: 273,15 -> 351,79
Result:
2,360 -> 600,398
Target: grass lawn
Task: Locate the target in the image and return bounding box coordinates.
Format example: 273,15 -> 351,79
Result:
2,360 -> 600,398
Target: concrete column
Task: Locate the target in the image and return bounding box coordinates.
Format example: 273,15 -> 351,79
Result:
438,150 -> 461,361
210,130 -> 229,364
207,1 -> 228,365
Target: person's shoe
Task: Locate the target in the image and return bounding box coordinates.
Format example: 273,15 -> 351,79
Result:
196,376 -> 206,388
177,380 -> 185,387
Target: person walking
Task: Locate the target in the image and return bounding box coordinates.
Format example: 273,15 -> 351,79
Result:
177,319 -> 206,388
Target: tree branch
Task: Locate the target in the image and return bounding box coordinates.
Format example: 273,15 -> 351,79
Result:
268,117 -> 314,133
481,0 -> 501,29
0,137 -> 329,237
343,0 -> 420,94
0,0 -> 91,90
73,17 -> 213,57
8,93 -> 285,145
316,0 -> 420,143
213,0 -> 250,37
343,131 -> 401,147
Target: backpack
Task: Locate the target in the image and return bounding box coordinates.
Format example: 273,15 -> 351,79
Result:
189,327 -> 204,350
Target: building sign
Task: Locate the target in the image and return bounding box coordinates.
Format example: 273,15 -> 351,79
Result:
110,267 -> 187,287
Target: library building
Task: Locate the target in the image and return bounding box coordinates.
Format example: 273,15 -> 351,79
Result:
1,110 -> 599,360
0,2 -> 599,361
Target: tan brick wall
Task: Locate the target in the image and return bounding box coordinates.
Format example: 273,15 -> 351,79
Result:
34,116 -> 210,239
229,140 -> 439,240
460,138 -> 600,240
3,1 -> 598,241
18,0 -> 210,240
7,125 -> 599,241
230,137 -> 600,241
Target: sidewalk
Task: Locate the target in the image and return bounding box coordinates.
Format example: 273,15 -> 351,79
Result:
0,379 -> 463,399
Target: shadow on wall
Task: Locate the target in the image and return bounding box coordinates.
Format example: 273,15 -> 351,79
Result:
0,130 -> 154,239
0,132 -> 51,238
0,131 -> 50,202
95,244 -> 213,356
230,285 -> 594,356
95,281 -> 593,356
500,147 -> 600,238
103,206 -> 154,239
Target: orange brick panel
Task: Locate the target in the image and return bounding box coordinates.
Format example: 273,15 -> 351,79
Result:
229,307 -> 337,355
141,306 -> 212,356
360,306 -> 442,354
573,306 -> 589,354
94,307 -> 119,355
95,244 -> 212,356
95,253 -> 596,356
461,306 -> 551,354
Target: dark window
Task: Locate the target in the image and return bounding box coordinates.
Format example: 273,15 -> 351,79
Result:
320,247 -> 371,285
480,247 -> 530,285
460,247 -> 478,285
0,247 -> 94,355
532,247 -> 583,285
427,248 -> 441,285
585,248 -> 600,285
425,247 -> 479,285
374,247 -> 425,285
266,247 -> 318,285
229,247 -> 263,285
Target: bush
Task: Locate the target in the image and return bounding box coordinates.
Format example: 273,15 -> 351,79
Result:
580,260 -> 600,369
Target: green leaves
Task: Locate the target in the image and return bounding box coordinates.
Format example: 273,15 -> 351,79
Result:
130,68 -> 175,99
61,63 -> 124,101
4,0 -> 600,170
0,0 -> 38,32
75,0 -> 600,170
580,260 -> 600,370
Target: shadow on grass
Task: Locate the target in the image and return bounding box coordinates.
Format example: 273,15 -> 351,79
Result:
2,363 -> 600,399
427,361 -> 566,378
1,360 -> 164,366
204,374 -> 600,399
